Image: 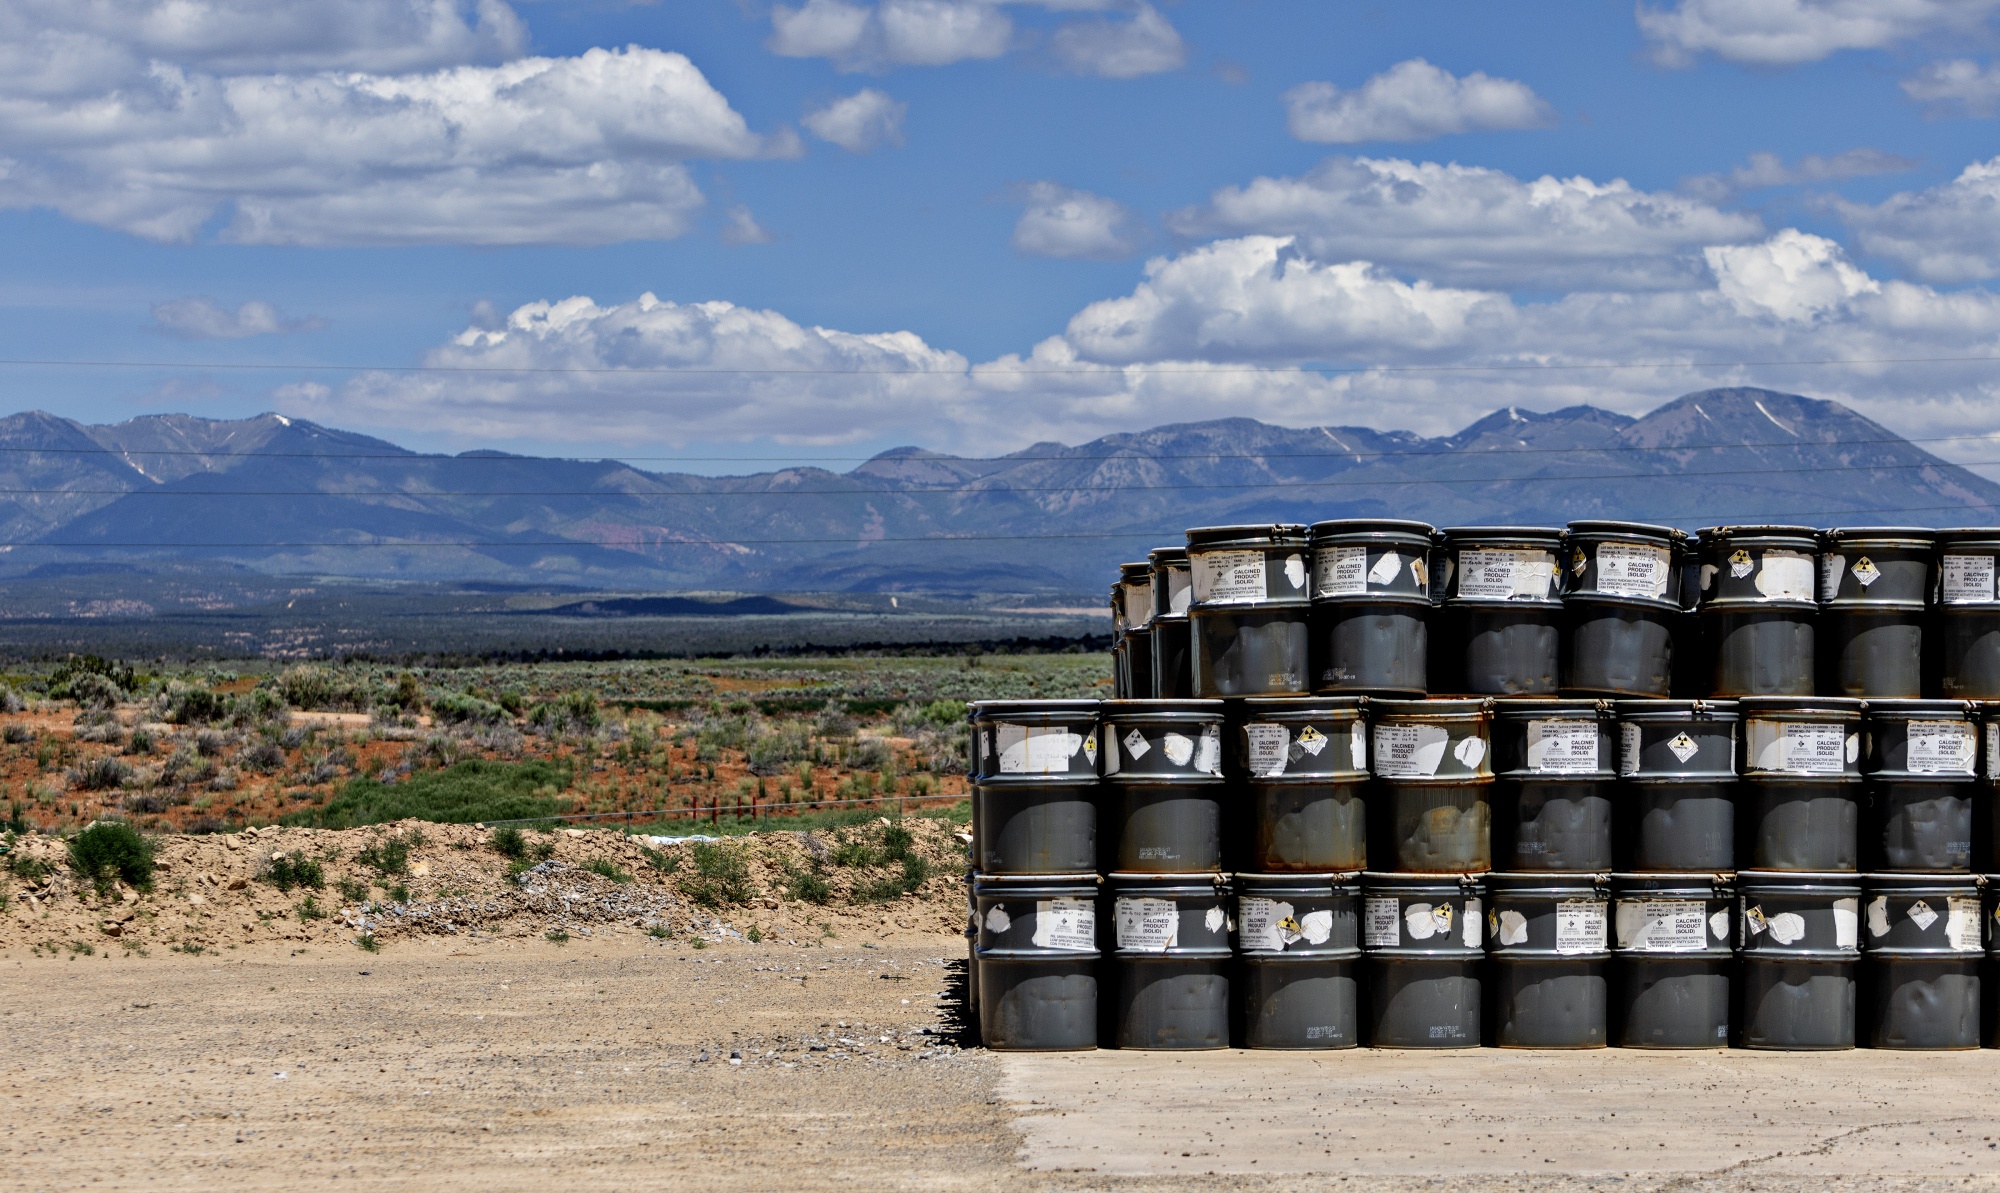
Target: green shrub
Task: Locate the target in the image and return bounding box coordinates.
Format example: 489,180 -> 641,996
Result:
583,858 -> 633,884
355,836 -> 409,876
862,854 -> 932,902
262,854 -> 324,892
68,755 -> 132,791
527,691 -> 600,736
355,932 -> 379,952
783,864 -> 831,905
545,928 -> 570,944
156,682 -> 229,725
67,822 -> 154,893
429,690 -> 509,727
489,825 -> 527,858
283,759 -> 572,829
680,842 -> 752,907
296,895 -> 327,921
639,845 -> 678,873
337,876 -> 369,902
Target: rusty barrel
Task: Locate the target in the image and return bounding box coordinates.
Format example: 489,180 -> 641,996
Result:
1149,546 -> 1194,698
1438,527 -> 1563,695
1369,698 -> 1494,873
1308,519 -> 1434,697
1233,696 -> 1370,872
1186,524 -> 1311,698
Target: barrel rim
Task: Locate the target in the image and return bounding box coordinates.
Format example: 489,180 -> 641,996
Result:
1613,698 -> 1741,718
1237,695 -> 1369,717
1105,870 -> 1231,889
972,874 -> 1103,894
1371,697 -> 1494,717
1861,698 -> 1975,717
1483,871 -> 1613,894
1736,869 -> 1867,889
1439,525 -> 1564,544
1099,698 -> 1225,716
1859,873 -> 1985,892
1307,518 -> 1437,541
1359,870 -> 1488,889
1821,527 -> 1939,544
1936,527 -> 2000,546
1185,523 -> 1309,549
969,698 -> 1101,717
1737,696 -> 1866,716
1695,524 -> 1820,542
1491,697 -> 1616,718
1611,872 -> 1737,890
1233,870 -> 1364,888
1147,545 -> 1189,566
1565,519 -> 1685,541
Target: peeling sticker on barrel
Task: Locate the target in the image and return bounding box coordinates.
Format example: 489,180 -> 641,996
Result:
1710,909 -> 1730,941
984,906 -> 1012,934
1404,903 -> 1438,940
1245,723 -> 1290,778
1296,724 -> 1327,756
1410,557 -> 1429,590
1846,733 -> 1859,764
1238,897 -> 1293,951
1906,720 -> 1976,774
1115,897 -> 1178,951
1767,911 -> 1807,945
1282,553 -> 1307,592
1747,719 -> 1846,774
1701,563 -> 1718,590
1595,542 -> 1671,600
1619,723 -> 1642,776
1348,727 -> 1366,770
1462,899 -> 1481,948
1989,723 -> 2000,779
1374,723 -> 1450,777
1368,551 -> 1402,586
1458,548 -> 1555,600
1453,735 -> 1487,770
1754,550 -> 1815,601
1556,900 -> 1608,954
1122,728 -> 1150,761
1619,900 -> 1708,952
1526,719 -> 1598,773
1834,898 -> 1859,948
1745,905 -> 1769,937
1363,897 -> 1400,946
1204,906 -> 1225,935
1908,899 -> 1939,932
1299,909 -> 1333,945
1032,900 -> 1095,951
1820,554 -> 1846,601
1160,732 -> 1192,767
1194,726 -> 1221,774
1317,546 -> 1368,597
1191,549 -> 1268,604
1729,549 -> 1754,579
1942,554 -> 1997,604
996,726 -> 1083,774
1497,909 -> 1529,946
1867,896 -> 1890,938
1947,898 -> 1981,952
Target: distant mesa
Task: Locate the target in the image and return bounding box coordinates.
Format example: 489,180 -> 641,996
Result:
538,596 -> 807,618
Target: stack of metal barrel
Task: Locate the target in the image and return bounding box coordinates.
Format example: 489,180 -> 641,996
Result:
972,520 -> 2000,1052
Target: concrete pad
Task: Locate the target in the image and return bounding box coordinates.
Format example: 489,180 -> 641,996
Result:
1000,1049 -> 2000,1181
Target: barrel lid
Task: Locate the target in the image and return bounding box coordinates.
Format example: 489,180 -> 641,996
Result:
1864,873 -> 1982,894
1147,545 -> 1189,567
1185,523 -> 1308,549
1737,696 -> 1865,718
1484,872 -> 1610,895
1101,698 -> 1224,718
969,699 -> 1100,717
1492,697 -> 1612,719
1440,525 -> 1563,547
1736,869 -> 1865,889
1359,870 -> 1486,891
1234,871 -> 1362,891
1863,698 -> 1973,719
1696,524 -> 1818,542
1119,561 -> 1154,584
1612,872 -> 1735,893
1307,518 -> 1436,542
1373,697 -> 1492,718
1614,698 -> 1740,719
1105,871 -> 1230,893
1937,527 -> 2000,547
1238,696 -> 1367,718
1822,526 -> 1936,545
973,873 -> 1101,895
1566,519 -> 1684,542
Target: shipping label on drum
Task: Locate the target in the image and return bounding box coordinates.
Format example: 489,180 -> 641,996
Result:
1619,723 -> 1642,776
1315,546 -> 1368,597
1373,723 -> 1449,777
1555,900 -> 1608,955
1616,899 -> 1708,952
1457,549 -> 1554,599
1032,900 -> 1096,951
1363,897 -> 1401,947
1115,898 -> 1179,951
1942,554 -> 1997,604
1748,719 -> 1847,774
1754,550 -> 1816,601
1237,897 -> 1295,952
1906,720 -> 1976,775
1595,542 -> 1670,600
1244,723 -> 1290,778
1526,719 -> 1599,773
1192,549 -> 1267,604
995,724 -> 1083,774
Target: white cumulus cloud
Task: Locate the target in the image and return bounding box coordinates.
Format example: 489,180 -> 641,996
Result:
1903,58 -> 2000,113
0,45 -> 772,245
1049,2 -> 1184,78
152,296 -> 325,338
803,88 -> 908,151
1681,148 -> 1917,201
1705,229 -> 1881,321
769,0 -> 1012,71
1284,59 -> 1554,144
1637,0 -> 2000,66
1172,156 -> 1762,291
1012,182 -> 1141,259
1836,157 -> 2000,281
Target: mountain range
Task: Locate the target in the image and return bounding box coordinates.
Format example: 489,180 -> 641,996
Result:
0,386 -> 1994,594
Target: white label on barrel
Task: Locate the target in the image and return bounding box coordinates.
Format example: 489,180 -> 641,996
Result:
1244,723 -> 1290,778
1754,550 -> 1815,600
1122,582 -> 1153,627
1316,546 -> 1368,597
1373,723 -> 1450,777
1747,719 -> 1847,774
1710,910 -> 1729,941
1368,551 -> 1403,586
1833,898 -> 1859,948
1194,726 -> 1221,775
1192,549 -> 1267,604
1347,727 -> 1367,771
1744,905 -> 1768,938
1947,898 -> 1982,952
1161,732 -> 1193,767
1300,909 -> 1333,945
1497,909 -> 1528,946
1297,725 -> 1328,756
1668,732 -> 1700,763
1908,899 -> 1939,932
1819,554 -> 1845,602
1906,720 -> 1976,775
1462,898 -> 1481,947
1204,906 -> 1226,935
1033,900 -> 1095,951
1852,556 -> 1880,587
1989,723 -> 2000,779
1526,719 -> 1599,773
1364,898 -> 1400,946
996,726 -> 1083,774
1555,900 -> 1607,954
1122,728 -> 1150,761
1115,898 -> 1178,951
1457,549 -> 1554,599
1942,554 -> 1996,604
1617,899 -> 1708,952
1283,554 -> 1307,593
1454,736 -> 1486,769
1403,902 -> 1452,941
1165,571 -> 1191,616
985,906 -> 1012,934
1238,897 -> 1296,951
1768,911 -> 1808,945
1595,542 -> 1670,600
1619,723 -> 1642,776
1868,896 -> 1891,937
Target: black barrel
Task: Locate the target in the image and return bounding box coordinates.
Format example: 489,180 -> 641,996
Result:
1370,698 -> 1494,872
1438,527 -> 1563,695
1984,877 -> 2000,1046
1864,700 -> 1976,873
1739,697 -> 1864,871
1107,872 -> 1232,1049
1616,699 -> 1739,872
974,874 -> 1100,1050
1612,873 -> 1734,1048
969,700 -> 1101,875
964,869 -> 980,1017
1110,581 -> 1129,699
1361,871 -> 1485,1048
1695,525 -> 1818,697
1938,530 -> 2000,699
1562,520 -> 1684,698
1485,872 -> 1610,1048
1186,524 -> 1311,698
1737,871 -> 1860,1050
1861,873 -> 1982,1049
1101,700 -> 1225,872
1233,871 -> 1362,1048
1492,699 -> 1616,871
1820,528 -> 1933,699
1149,546 -> 1194,699
1119,561 -> 1157,701
1308,519 -> 1434,697
1234,697 -> 1369,872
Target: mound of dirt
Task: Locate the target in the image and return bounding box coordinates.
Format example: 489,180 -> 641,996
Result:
2,817 -> 973,955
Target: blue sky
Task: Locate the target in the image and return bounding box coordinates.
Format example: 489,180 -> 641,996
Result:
7,0 -> 2000,472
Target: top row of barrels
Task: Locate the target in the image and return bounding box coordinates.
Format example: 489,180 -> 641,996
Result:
1113,521 -> 2000,701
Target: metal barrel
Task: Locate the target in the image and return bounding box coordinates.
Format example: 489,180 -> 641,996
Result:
1361,871 -> 1485,1047
973,874 -> 1101,1051
1984,877 -> 2000,1046
1101,700 -> 1226,873
1695,525 -> 1818,697
1109,581 -> 1127,698
965,868 -> 980,1017
1307,519 -> 1435,697
1491,699 -> 1616,872
1736,871 -> 1861,1050
1232,871 -> 1362,1049
1124,626 -> 1155,701
1119,561 -> 1158,699
968,700 -> 1101,875
1148,546 -> 1194,698
1738,698 -> 1864,871
1863,700 -> 1976,872
1186,524 -> 1311,698
1106,872 -> 1233,1049
1485,872 -> 1611,1048
1233,696 -> 1370,872
1860,873 -> 1982,1049
1819,528 -> 1933,699
1438,527 -> 1563,695
1615,699 -> 1739,872
1986,705 -> 2000,871
1369,698 -> 1494,872
1611,873 -> 1735,1048
1937,529 -> 2000,698
1561,520 -> 1685,698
